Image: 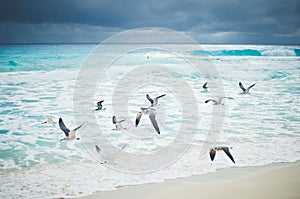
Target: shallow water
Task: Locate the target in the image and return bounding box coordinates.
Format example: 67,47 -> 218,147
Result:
0,44 -> 299,198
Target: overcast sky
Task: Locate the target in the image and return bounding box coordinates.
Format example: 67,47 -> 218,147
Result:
1,0 -> 299,44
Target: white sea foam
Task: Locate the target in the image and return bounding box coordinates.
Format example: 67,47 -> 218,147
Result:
0,44 -> 299,198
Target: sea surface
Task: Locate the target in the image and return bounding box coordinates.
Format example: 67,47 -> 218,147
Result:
0,44 -> 299,198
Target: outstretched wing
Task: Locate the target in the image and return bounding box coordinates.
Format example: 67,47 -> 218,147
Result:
120,144 -> 127,151
97,100 -> 104,104
209,149 -> 216,161
135,112 -> 143,127
95,145 -> 101,153
146,94 -> 154,105
203,82 -> 208,89
205,99 -> 217,104
247,83 -> 256,90
73,124 -> 83,132
222,147 -> 235,163
59,118 -> 70,137
149,110 -> 160,134
118,119 -> 126,123
154,94 -> 166,105
155,94 -> 166,99
239,82 -> 246,92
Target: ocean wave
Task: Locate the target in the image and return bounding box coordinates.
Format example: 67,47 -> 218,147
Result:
192,49 -> 262,56
0,44 -> 299,198
191,47 -> 300,57
261,49 -> 296,56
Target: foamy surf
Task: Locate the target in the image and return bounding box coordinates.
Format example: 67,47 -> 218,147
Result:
0,44 -> 299,198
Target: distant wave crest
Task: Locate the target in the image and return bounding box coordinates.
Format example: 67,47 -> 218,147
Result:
191,48 -> 300,57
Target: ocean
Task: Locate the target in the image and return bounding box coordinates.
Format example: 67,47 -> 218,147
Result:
0,44 -> 299,198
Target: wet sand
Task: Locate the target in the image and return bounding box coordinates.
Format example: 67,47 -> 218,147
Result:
80,161 -> 300,199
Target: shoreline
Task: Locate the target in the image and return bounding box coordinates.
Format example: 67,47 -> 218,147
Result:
79,161 -> 300,199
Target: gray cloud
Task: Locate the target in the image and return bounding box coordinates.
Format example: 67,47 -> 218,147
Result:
0,0 -> 299,44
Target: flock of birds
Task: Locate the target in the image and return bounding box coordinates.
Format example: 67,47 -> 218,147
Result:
41,81 -> 256,164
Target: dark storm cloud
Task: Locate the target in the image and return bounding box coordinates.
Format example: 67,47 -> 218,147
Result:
0,0 -> 299,44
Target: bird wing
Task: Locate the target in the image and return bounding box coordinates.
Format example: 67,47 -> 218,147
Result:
247,83 -> 256,92
222,147 -> 235,163
205,99 -> 217,104
95,145 -> 101,153
239,82 -> 246,92
209,149 -> 216,161
112,116 -> 117,124
97,100 -> 104,105
154,94 -> 166,105
120,144 -> 127,151
146,94 -> 154,105
72,124 -> 83,132
59,118 -> 70,137
149,110 -> 160,134
135,112 -> 143,127
94,145 -> 109,163
203,82 -> 208,89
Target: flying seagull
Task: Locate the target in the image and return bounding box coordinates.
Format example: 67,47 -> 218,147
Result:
41,115 -> 56,126
205,97 -> 234,105
209,146 -> 235,163
95,144 -> 127,164
203,82 -> 208,90
146,94 -> 166,107
136,107 -> 160,134
239,82 -> 256,94
59,118 -> 83,141
112,115 -> 126,130
95,100 -> 105,111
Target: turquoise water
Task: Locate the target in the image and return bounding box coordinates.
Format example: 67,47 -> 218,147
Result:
0,44 -> 299,198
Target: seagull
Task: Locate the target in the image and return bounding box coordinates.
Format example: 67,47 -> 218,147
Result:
135,107 -> 160,134
95,100 -> 105,111
203,82 -> 208,90
209,146 -> 235,163
239,82 -> 256,94
59,118 -> 83,141
146,94 -> 166,107
205,97 -> 234,105
41,115 -> 56,126
95,144 -> 127,164
112,115 -> 126,130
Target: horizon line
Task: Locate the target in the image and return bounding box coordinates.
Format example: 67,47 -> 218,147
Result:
0,42 -> 299,46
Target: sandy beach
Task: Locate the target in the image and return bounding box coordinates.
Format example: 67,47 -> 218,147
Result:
80,161 -> 300,199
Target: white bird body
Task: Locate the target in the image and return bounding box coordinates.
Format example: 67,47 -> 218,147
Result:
146,94 -> 166,107
239,82 -> 256,94
42,115 -> 56,126
112,116 -> 126,130
205,97 -> 234,105
209,146 -> 235,163
95,100 -> 105,111
135,107 -> 160,134
59,118 -> 83,141
95,144 -> 127,165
